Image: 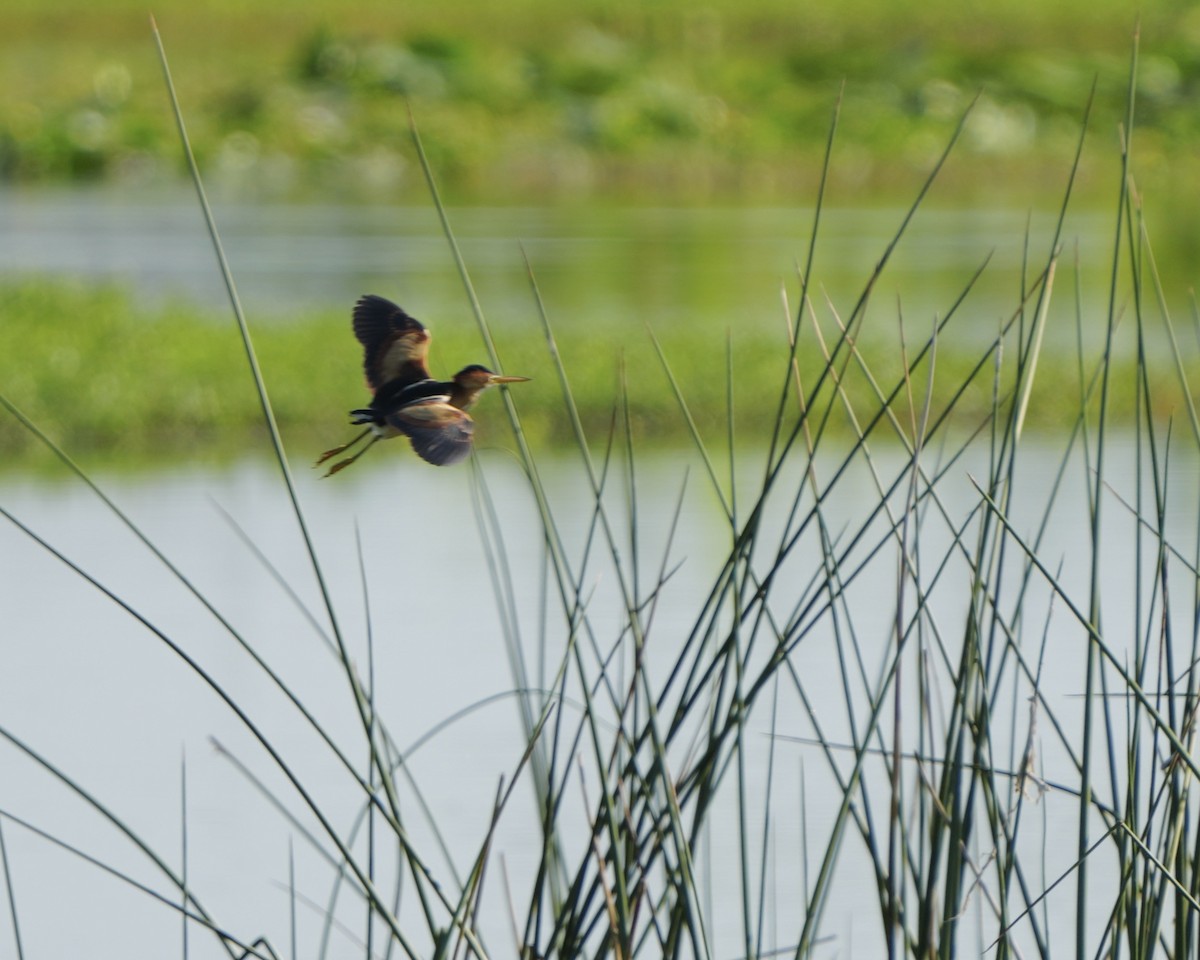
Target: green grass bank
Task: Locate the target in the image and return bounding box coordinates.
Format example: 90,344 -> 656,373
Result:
0,276 -> 1193,470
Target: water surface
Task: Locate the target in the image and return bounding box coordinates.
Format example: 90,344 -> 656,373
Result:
0,436 -> 1196,957
2,186 -> 1138,355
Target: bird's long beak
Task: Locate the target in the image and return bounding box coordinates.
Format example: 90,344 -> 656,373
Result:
488,375 -> 531,384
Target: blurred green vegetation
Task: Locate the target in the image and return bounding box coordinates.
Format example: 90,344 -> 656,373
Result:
2,0 -> 1197,202
0,278 -> 1193,468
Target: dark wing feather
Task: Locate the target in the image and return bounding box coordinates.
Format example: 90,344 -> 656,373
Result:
352,294 -> 432,391
386,399 -> 475,466
369,376 -> 448,415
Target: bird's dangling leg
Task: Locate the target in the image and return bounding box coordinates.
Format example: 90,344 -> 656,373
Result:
315,427 -> 372,466
322,436 -> 380,477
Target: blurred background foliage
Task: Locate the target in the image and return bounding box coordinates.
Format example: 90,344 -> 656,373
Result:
2,1 -> 1196,465
2,0 -> 1196,203
0,276 -> 1187,467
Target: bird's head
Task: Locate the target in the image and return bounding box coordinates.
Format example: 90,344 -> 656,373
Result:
452,364 -> 531,391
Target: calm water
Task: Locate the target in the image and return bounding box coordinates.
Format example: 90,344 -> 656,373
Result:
2,186 -> 1199,956
0,435 -> 1197,957
1,186 -> 1140,356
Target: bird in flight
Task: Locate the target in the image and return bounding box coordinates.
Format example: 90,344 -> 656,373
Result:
316,294 -> 529,475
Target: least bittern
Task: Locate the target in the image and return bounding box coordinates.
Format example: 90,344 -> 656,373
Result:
316,295 -> 529,475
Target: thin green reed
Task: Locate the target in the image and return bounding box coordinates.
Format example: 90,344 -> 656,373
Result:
763,83 -> 842,475
180,751 -> 189,960
1122,181 -> 1150,959
987,83 -> 1095,956
0,818 -> 24,960
1076,31 -> 1140,960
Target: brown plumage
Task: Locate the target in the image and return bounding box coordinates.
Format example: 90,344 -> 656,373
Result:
316,295 -> 529,475
352,294 -> 432,392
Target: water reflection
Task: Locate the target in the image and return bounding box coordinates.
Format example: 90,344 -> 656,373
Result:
1,186 -> 1133,352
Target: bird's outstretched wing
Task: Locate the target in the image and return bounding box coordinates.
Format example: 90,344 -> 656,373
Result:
352,294 -> 433,392
386,399 -> 475,466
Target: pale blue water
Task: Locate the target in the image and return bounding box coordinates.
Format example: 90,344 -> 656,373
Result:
0,435 -> 1196,958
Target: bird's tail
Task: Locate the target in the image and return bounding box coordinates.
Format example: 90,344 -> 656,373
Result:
349,408 -> 376,425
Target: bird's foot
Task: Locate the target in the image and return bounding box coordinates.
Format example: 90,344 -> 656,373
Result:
322,456 -> 358,477
315,444 -> 349,466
